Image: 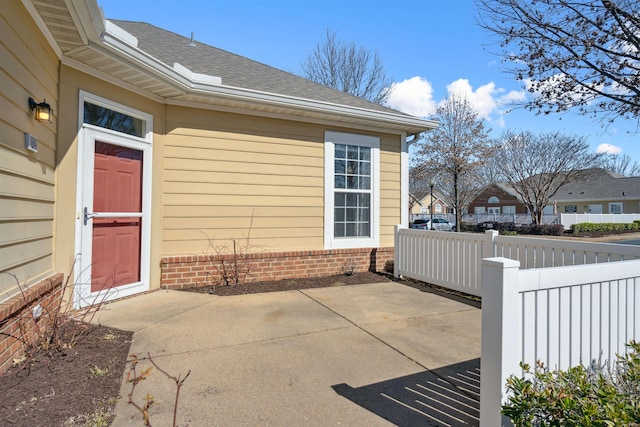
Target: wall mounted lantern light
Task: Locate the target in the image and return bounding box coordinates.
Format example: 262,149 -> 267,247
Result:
28,97 -> 52,122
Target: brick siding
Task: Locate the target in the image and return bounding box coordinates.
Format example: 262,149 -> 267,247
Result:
161,247 -> 394,289
0,273 -> 65,374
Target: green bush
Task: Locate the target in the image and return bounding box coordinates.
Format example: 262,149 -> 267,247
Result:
502,341 -> 640,426
518,224 -> 565,236
571,222 -> 639,233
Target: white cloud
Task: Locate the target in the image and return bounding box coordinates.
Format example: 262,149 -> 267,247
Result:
445,79 -> 525,124
385,76 -> 437,117
596,143 -> 622,154
385,76 -> 526,127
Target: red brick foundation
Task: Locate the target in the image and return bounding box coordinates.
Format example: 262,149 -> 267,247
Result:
161,247 -> 394,289
0,273 -> 65,374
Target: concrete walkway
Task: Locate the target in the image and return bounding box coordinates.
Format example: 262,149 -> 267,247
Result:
95,281 -> 481,426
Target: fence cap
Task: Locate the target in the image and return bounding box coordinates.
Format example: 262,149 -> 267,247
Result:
482,257 -> 520,268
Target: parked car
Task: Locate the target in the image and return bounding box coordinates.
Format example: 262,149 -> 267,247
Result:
411,218 -> 455,231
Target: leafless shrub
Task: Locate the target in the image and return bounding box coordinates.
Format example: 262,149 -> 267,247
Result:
126,353 -> 190,427
196,213 -> 273,291
1,260 -> 113,370
340,258 -> 357,276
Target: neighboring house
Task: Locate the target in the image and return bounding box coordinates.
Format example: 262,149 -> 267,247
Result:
552,169 -> 640,214
468,169 -> 640,219
410,191 -> 450,217
467,182 -> 528,215
0,0 -> 437,369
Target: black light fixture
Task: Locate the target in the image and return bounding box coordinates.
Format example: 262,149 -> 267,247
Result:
29,97 -> 52,122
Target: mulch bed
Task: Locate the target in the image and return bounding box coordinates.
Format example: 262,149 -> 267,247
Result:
179,270 -> 393,296
0,271 -> 392,426
0,321 -> 133,427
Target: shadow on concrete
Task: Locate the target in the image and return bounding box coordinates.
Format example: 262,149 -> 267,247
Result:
400,280 -> 482,309
333,358 -> 480,426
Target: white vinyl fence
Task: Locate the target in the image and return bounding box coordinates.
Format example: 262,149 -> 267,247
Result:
480,257 -> 640,427
394,226 -> 640,297
560,213 -> 640,229
394,225 -> 640,425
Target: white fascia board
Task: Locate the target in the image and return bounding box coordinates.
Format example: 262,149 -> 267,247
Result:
173,62 -> 222,85
67,0 -> 105,43
104,20 -> 137,46
187,83 -> 439,131
97,21 -> 438,133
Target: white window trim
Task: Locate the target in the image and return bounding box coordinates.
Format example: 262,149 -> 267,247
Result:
503,206 -> 516,214
609,202 -> 623,214
324,131 -> 380,249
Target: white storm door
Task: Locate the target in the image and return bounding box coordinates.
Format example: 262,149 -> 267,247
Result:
76,127 -> 151,308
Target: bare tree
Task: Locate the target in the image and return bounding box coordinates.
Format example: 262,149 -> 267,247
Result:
494,131 -> 603,224
476,0 -> 640,124
604,153 -> 640,176
300,29 -> 391,104
413,94 -> 493,231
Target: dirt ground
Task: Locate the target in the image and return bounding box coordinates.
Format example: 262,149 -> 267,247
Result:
181,270 -> 393,296
0,271 -> 392,426
0,322 -> 133,426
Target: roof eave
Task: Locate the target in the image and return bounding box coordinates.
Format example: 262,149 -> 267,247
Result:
98,22 -> 436,134
30,4 -> 433,135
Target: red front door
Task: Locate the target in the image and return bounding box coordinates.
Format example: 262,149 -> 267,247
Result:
91,141 -> 142,292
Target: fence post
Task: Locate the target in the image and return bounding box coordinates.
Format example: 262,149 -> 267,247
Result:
480,257 -> 521,427
483,229 -> 498,259
394,224 -> 403,279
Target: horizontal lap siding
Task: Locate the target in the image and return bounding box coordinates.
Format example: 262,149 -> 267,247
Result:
0,3 -> 58,300
380,136 -> 401,247
163,106 -> 325,254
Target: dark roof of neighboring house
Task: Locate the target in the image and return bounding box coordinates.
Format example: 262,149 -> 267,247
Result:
553,168 -> 640,201
110,20 -> 404,116
478,169 -> 640,203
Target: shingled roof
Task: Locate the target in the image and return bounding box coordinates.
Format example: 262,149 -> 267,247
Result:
111,20 -> 407,116
490,169 -> 640,203
553,168 -> 640,202
27,0 -> 436,135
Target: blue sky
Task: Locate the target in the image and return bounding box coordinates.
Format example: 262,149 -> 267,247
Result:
99,0 -> 639,162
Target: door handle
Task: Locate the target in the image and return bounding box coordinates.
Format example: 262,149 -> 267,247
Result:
83,207 -> 97,225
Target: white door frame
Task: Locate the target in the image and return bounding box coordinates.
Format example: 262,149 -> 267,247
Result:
74,92 -> 153,308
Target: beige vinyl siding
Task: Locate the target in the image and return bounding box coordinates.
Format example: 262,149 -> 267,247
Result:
379,135 -> 401,247
0,2 -> 58,299
164,106 -> 325,254
163,106 -> 404,253
558,200 -> 640,215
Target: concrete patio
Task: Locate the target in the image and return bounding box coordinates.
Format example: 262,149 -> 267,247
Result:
94,281 -> 481,426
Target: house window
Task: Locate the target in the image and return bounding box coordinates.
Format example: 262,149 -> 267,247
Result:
488,196 -> 500,203
324,131 -> 379,249
488,207 -> 500,214
565,205 -> 577,213
84,101 -> 145,138
474,206 -> 486,214
503,206 -> 516,214
435,203 -> 443,214
609,202 -> 623,214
